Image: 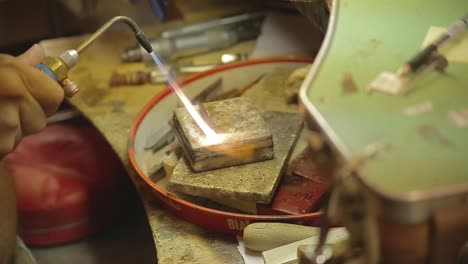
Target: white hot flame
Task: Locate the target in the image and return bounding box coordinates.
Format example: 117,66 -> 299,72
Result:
149,52 -> 221,141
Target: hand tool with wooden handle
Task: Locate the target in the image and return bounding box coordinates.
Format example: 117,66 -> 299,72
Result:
243,222 -> 320,251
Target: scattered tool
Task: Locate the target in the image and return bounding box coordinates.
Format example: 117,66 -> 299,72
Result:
206,74 -> 264,101
36,16 -> 153,97
397,13 -> 467,76
243,222 -> 320,252
109,53 -> 247,87
109,69 -> 167,86
262,228 -> 349,264
176,53 -> 249,72
121,12 -> 264,62
144,122 -> 174,152
368,13 -> 468,95
190,77 -> 224,104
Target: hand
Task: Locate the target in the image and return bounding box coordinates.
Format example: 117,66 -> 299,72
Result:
0,44 -> 64,157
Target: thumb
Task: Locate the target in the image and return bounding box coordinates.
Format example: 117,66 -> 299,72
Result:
17,44 -> 45,66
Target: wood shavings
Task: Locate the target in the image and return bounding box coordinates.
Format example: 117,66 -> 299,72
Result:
403,101 -> 433,116
448,108 -> 468,128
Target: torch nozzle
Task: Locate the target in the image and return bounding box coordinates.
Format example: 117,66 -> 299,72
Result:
76,16 -> 153,54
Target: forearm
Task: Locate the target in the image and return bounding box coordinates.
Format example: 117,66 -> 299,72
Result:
0,159 -> 17,264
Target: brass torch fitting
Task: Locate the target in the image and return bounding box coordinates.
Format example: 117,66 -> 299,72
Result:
39,50 -> 80,98
37,16 -> 152,98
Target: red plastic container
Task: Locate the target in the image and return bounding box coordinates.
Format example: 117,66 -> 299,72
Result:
6,124 -> 133,246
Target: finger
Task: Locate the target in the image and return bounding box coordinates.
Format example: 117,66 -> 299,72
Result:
18,93 -> 47,136
0,101 -> 21,157
5,59 -> 64,116
17,44 -> 45,66
0,54 -> 14,65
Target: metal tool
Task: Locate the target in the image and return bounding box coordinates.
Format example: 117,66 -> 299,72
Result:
109,53 -> 247,87
176,53 -> 249,73
243,222 -> 320,252
368,13 -> 468,95
36,16 -> 153,98
398,13 -> 467,76
121,12 -> 265,62
161,12 -> 265,39
144,122 -> 174,151
190,77 -> 223,104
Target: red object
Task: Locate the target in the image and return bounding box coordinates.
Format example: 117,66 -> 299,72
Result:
257,175 -> 328,215
291,149 -> 332,183
256,148 -> 331,215
128,58 -> 326,236
5,124 -> 133,246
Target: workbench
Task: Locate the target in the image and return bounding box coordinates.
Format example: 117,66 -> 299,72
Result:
40,26 -> 255,264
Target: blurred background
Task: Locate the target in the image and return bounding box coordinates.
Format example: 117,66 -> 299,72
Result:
0,0 -> 329,263
0,0 -> 329,55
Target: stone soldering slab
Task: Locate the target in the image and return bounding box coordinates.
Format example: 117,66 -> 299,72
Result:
172,97 -> 274,172
168,111 -> 302,204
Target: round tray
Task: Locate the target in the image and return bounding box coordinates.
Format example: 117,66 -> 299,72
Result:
128,57 -> 323,235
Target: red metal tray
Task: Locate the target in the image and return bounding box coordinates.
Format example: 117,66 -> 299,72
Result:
128,57 -> 323,235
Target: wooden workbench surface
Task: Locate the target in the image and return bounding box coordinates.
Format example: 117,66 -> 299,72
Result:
40,25 -> 255,264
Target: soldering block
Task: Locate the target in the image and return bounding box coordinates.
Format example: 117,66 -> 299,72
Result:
172,97 -> 274,172
168,111 -> 302,204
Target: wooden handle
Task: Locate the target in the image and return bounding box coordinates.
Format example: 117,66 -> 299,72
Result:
243,222 -> 320,251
